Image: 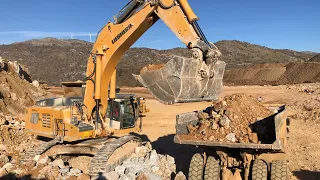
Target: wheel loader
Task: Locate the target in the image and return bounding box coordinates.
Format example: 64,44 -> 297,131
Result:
22,0 -> 225,178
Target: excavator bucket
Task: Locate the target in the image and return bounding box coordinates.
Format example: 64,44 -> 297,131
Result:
133,56 -> 226,104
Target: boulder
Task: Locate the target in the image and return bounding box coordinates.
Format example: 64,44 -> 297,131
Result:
10,92 -> 17,102
12,168 -> 25,175
126,173 -> 137,180
36,155 -> 51,165
145,141 -> 152,151
134,146 -> 149,157
2,163 -> 14,171
226,133 -> 236,143
0,144 -> 7,152
51,158 -> 65,168
115,165 -> 126,175
0,168 -> 7,177
20,122 -> 26,126
0,117 -> 8,126
4,116 -> 13,122
151,165 -> 160,173
149,150 -> 159,166
14,121 -> 21,126
219,115 -> 231,129
68,156 -> 91,174
32,80 -> 40,88
103,171 -> 119,180
0,154 -> 9,167
166,155 -> 175,167
59,167 -> 70,174
68,168 -> 82,177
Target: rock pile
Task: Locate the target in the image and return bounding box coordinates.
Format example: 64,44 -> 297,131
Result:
0,113 -> 42,178
103,142 -> 185,180
286,83 -> 320,95
0,154 -> 90,179
0,57 -> 46,115
0,120 -> 184,180
186,94 -> 273,143
290,97 -> 320,121
0,114 -> 40,157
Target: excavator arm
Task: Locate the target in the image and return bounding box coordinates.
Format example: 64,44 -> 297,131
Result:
83,0 -> 225,126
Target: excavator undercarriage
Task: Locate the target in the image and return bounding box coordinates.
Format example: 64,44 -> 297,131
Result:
20,135 -> 141,178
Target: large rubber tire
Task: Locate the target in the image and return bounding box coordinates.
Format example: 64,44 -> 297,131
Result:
189,153 -> 204,180
271,160 -> 288,180
204,156 -> 220,180
252,159 -> 268,180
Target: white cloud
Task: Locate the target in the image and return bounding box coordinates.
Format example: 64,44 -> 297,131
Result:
147,39 -> 164,44
0,31 -> 97,38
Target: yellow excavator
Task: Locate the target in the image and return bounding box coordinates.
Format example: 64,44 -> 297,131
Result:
22,0 -> 225,177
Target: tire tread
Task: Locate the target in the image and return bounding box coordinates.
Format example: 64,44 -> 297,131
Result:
204,156 -> 220,180
252,159 -> 268,180
271,160 -> 288,180
189,153 -> 204,180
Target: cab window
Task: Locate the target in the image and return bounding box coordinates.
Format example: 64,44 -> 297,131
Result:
106,102 -> 120,121
122,100 -> 135,128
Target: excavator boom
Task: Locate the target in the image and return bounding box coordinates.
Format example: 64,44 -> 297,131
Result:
84,0 -> 225,122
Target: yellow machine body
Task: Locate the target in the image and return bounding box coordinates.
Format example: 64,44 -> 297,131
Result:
25,0 -> 224,142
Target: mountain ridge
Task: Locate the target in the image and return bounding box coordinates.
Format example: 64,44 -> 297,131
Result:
0,38 -> 316,86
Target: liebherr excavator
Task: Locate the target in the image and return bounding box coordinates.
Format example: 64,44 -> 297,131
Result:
22,0 -> 225,177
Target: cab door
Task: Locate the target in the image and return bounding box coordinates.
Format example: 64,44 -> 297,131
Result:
121,100 -> 136,129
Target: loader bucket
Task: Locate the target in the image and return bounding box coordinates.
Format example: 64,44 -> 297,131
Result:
133,56 -> 226,104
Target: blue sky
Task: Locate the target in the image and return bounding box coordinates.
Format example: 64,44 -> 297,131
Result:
0,0 -> 319,52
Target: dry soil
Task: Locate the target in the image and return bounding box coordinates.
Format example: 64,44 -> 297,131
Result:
121,84 -> 320,179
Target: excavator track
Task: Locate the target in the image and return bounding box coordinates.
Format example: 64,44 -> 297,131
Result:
20,139 -> 60,164
89,135 -> 141,178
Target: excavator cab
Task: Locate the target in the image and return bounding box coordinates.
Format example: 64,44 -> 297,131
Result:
106,94 -> 140,130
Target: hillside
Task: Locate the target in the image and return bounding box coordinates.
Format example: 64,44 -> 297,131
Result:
0,58 -> 46,115
309,53 -> 320,62
223,62 -> 320,85
0,38 -> 316,86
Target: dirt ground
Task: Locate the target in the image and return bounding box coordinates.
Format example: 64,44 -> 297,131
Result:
122,84 -> 320,179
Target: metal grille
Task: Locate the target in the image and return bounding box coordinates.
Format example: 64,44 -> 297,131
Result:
42,114 -> 51,128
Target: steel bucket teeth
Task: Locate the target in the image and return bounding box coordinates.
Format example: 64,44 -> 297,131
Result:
133,56 -> 226,104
